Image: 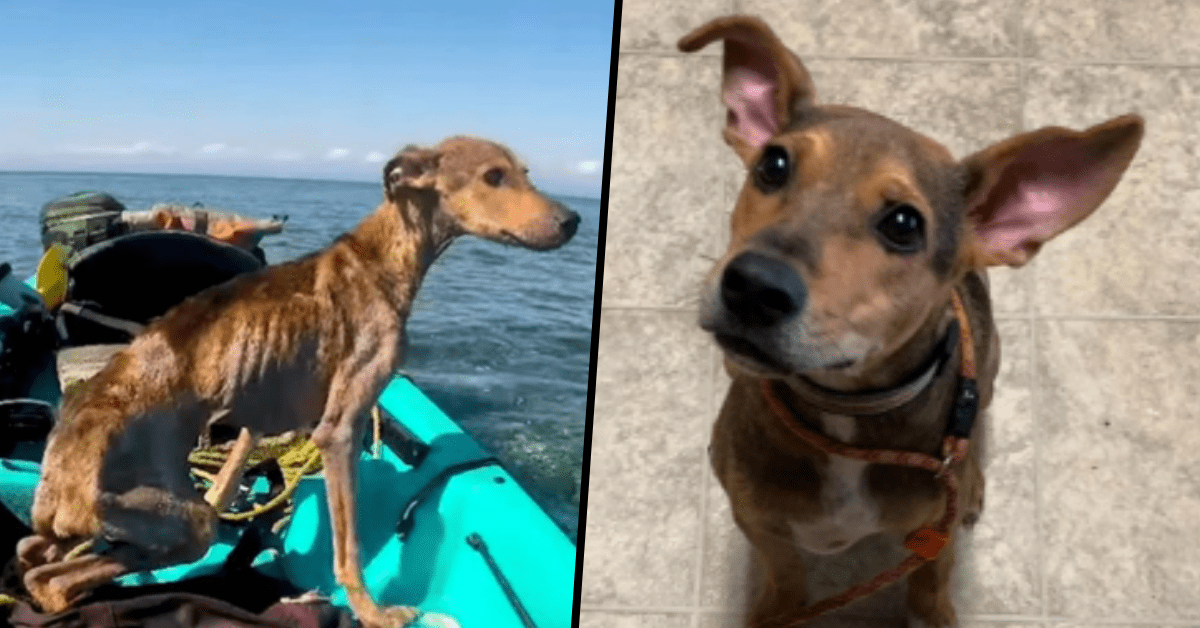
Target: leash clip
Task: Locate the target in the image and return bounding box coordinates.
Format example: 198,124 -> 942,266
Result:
938,436 -> 970,477
937,454 -> 954,477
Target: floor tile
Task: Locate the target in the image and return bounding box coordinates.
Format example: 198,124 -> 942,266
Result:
582,310 -> 714,607
1025,0 -> 1200,63
618,0 -> 733,52
953,321 -> 1040,616
740,0 -> 1020,58
1038,320 -> 1200,619
1025,64 -> 1200,316
579,611 -> 696,628
603,54 -> 729,309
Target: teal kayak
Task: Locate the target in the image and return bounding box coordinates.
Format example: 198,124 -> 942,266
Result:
0,235 -> 577,628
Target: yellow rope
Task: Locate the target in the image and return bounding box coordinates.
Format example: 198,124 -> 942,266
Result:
187,432 -> 324,525
62,539 -> 95,561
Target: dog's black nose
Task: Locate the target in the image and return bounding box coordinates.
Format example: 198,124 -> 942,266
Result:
721,252 -> 806,327
560,210 -> 581,238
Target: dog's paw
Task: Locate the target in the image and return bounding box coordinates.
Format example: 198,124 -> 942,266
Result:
16,536 -> 52,572
359,605 -> 422,628
415,612 -> 460,628
24,576 -> 72,615
962,488 -> 985,528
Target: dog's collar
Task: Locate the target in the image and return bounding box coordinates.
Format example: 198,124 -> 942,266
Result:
763,286 -> 979,444
784,319 -> 959,417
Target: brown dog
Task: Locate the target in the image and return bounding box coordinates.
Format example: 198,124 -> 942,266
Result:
678,15 -> 1143,628
17,136 -> 581,627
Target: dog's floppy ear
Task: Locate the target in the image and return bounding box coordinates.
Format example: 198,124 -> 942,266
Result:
678,15 -> 816,163
384,146 -> 441,201
961,114 -> 1144,268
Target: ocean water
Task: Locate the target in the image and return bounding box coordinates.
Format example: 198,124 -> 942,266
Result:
0,171 -> 596,541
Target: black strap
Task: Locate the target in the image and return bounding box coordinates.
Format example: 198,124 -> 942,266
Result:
0,399 -> 55,455
947,377 -> 980,439
467,533 -> 538,628
0,302 -> 59,400
59,302 -> 146,337
395,457 -> 500,540
373,405 -> 431,468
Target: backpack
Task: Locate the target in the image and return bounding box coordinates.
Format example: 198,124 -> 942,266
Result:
39,192 -> 128,259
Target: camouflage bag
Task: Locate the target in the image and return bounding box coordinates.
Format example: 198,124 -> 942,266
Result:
39,191 -> 127,258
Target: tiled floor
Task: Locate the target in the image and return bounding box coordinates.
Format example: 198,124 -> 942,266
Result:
582,1 -> 1200,627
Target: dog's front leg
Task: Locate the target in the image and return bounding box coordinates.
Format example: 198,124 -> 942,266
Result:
312,354 -> 418,628
204,427 -> 259,511
316,423 -> 419,628
905,526 -> 958,628
733,513 -> 810,628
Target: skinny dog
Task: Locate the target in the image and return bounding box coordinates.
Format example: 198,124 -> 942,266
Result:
679,15 -> 1142,628
17,136 -> 581,627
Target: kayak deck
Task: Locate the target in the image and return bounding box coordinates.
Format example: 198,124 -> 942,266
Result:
0,377 -> 577,628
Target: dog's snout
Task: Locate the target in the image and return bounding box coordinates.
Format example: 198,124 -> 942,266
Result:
721,252 -> 806,327
560,209 -> 581,238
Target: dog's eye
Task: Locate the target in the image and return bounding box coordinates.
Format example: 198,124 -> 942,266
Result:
754,146 -> 790,191
875,203 -> 925,253
484,168 -> 505,187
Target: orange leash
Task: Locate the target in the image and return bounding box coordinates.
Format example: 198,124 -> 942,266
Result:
753,289 -> 978,626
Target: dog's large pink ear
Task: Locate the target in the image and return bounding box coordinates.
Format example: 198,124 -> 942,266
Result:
678,15 -> 816,162
384,146 -> 441,201
961,114 -> 1144,268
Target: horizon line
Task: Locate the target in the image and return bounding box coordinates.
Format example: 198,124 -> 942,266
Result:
0,167 -> 601,203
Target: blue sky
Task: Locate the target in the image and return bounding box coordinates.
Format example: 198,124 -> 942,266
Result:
0,1 -> 615,198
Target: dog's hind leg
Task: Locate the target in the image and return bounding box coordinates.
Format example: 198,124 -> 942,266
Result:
25,487 -> 220,613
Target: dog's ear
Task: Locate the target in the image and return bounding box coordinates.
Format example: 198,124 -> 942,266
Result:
384,146 -> 441,201
961,114 -> 1144,268
678,15 -> 816,163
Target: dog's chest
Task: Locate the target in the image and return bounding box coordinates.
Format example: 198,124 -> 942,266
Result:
787,413 -> 882,555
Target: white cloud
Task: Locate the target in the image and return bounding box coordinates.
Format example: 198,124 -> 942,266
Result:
363,151 -> 387,164
197,143 -> 247,157
271,149 -> 304,162
63,141 -> 177,157
325,148 -> 351,161
576,160 -> 601,174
